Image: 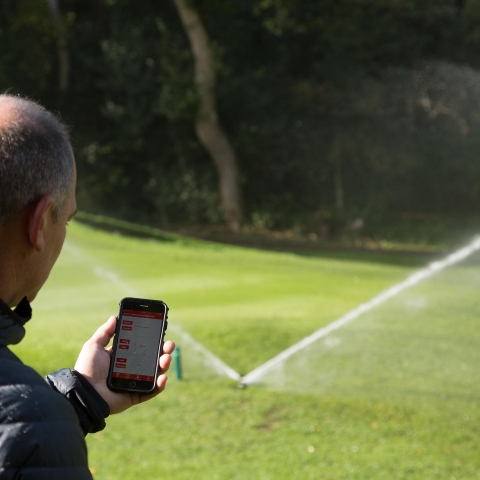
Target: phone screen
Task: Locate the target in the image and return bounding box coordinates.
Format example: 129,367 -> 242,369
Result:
108,298 -> 168,393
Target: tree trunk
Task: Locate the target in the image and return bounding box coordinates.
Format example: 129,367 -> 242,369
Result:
172,0 -> 242,232
329,127 -> 344,211
46,0 -> 69,94
334,158 -> 344,211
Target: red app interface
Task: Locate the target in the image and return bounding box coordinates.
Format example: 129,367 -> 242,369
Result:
112,308 -> 165,382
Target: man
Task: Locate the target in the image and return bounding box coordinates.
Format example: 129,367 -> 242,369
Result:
0,94 -> 175,479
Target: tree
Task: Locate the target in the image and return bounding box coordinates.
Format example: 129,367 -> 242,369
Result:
46,0 -> 69,96
171,0 -> 242,232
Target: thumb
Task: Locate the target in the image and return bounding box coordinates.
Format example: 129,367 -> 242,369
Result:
88,316 -> 117,348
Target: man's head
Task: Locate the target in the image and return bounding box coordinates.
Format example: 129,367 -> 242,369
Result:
0,94 -> 74,224
0,95 -> 77,306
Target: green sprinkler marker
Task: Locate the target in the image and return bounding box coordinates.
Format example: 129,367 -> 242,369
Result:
172,345 -> 182,380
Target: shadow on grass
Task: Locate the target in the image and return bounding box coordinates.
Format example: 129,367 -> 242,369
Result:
75,211 -> 443,268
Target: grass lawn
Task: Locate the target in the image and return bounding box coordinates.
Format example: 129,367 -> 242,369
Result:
11,220 -> 480,479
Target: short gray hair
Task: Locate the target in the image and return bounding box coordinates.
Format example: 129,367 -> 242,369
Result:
0,95 -> 74,224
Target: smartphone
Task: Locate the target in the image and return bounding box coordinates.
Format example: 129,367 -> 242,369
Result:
107,297 -> 169,394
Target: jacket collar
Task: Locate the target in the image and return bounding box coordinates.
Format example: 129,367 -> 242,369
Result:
0,297 -> 32,346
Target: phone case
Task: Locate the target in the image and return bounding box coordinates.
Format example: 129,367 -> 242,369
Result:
107,297 -> 169,394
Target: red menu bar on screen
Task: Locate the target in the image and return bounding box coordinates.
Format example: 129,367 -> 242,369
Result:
122,309 -> 164,319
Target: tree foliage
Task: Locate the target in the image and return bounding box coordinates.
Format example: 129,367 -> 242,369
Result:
1,0 -> 480,234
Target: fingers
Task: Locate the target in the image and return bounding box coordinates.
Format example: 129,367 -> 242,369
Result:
163,340 -> 175,354
157,341 -> 175,375
137,375 -> 168,405
157,374 -> 168,392
88,316 -> 117,348
140,343 -> 174,403
159,352 -> 172,374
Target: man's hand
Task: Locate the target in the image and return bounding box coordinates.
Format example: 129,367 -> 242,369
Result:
74,316 -> 175,415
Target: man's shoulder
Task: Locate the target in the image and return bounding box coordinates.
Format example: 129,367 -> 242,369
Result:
0,346 -> 77,423
0,348 -> 89,474
0,346 -> 47,388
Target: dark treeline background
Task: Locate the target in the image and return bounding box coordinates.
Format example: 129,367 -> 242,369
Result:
2,0 -> 480,240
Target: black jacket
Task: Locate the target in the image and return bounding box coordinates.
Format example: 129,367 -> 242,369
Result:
0,298 -> 110,479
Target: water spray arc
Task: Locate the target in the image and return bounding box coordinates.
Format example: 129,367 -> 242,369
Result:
240,236 -> 480,386
65,234 -> 480,388
168,325 -> 241,381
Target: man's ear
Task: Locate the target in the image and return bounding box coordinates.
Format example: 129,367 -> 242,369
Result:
27,195 -> 54,252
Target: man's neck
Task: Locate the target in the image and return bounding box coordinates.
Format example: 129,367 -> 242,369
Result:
0,257 -> 17,307
0,296 -> 31,347
0,217 -> 28,308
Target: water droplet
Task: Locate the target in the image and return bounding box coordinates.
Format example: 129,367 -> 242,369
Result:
352,446 -> 359,452
463,414 -> 469,421
341,446 -> 347,452
349,466 -> 355,472
307,446 -> 315,453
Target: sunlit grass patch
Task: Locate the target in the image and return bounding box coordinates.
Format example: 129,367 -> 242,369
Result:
11,220 -> 480,479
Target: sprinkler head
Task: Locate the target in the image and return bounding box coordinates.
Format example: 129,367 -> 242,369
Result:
237,381 -> 247,389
